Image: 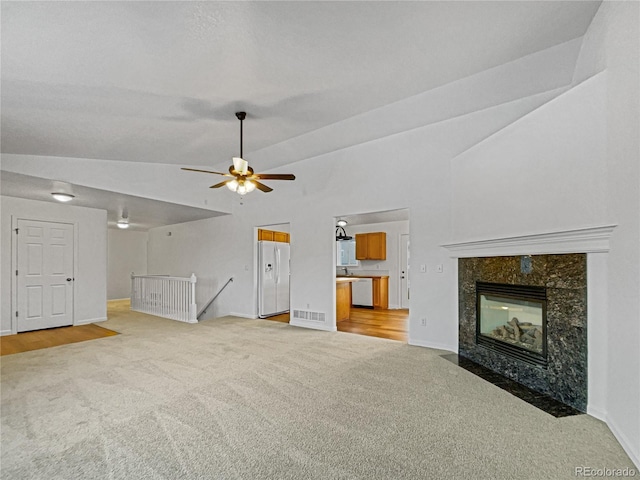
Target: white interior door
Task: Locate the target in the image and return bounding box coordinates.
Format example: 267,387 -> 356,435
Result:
400,234 -> 410,309
17,219 -> 74,332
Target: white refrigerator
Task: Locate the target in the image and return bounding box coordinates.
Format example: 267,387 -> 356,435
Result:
258,241 -> 290,318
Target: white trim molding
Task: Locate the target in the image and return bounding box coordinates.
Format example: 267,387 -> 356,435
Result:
289,319 -> 336,332
229,312 -> 259,319
442,225 -> 617,258
74,317 -> 107,326
408,338 -> 457,353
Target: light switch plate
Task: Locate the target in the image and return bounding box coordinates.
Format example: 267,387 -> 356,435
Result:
436,264 -> 443,273
420,264 -> 426,273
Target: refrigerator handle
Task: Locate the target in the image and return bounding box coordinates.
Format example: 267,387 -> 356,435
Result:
275,246 -> 280,284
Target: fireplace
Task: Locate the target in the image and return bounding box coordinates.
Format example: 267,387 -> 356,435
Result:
457,254 -> 587,411
476,282 -> 547,367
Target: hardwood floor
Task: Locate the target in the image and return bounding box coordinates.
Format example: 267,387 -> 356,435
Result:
263,308 -> 408,342
339,307 -> 408,342
265,312 -> 291,323
0,324 -> 119,356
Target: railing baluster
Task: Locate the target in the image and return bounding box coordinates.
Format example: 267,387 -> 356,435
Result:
130,274 -> 198,323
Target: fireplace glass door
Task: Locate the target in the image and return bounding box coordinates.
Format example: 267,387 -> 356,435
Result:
476,282 -> 547,366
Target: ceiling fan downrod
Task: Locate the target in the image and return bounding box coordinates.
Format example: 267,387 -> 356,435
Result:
236,111 -> 246,158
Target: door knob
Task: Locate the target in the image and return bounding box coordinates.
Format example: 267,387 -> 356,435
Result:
66,278 -> 72,281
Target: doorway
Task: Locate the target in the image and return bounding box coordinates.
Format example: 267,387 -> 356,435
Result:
334,208 -> 410,342
14,219 -> 75,332
256,223 -> 291,321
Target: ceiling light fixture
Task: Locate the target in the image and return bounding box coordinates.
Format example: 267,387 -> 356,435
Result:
51,192 -> 75,202
336,219 -> 347,227
226,178 -> 256,195
117,210 -> 130,229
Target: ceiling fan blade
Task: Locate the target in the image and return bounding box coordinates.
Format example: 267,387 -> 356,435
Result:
252,173 -> 296,180
182,167 -> 230,176
209,180 -> 229,189
232,157 -> 249,175
252,180 -> 273,193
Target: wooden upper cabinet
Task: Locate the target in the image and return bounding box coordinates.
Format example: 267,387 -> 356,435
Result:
259,229 -> 274,241
258,229 -> 290,243
355,233 -> 368,260
367,232 -> 386,260
273,231 -> 289,243
356,232 -> 386,260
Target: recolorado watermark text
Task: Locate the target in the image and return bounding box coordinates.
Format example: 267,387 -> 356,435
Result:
575,466 -> 637,477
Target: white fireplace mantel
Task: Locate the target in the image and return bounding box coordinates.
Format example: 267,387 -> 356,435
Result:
441,225 -> 617,258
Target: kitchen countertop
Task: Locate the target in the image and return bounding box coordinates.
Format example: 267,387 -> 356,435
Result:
336,277 -> 360,283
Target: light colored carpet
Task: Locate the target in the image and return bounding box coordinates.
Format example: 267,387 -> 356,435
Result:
1,300 -> 634,479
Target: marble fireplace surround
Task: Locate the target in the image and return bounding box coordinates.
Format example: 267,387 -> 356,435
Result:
460,253 -> 586,409
443,225 -> 616,415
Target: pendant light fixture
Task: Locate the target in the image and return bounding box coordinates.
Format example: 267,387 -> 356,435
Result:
336,219 -> 352,240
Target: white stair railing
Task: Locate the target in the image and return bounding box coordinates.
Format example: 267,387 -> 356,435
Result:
130,273 -> 197,323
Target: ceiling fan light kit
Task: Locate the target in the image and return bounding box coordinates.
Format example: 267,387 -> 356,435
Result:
181,111 -> 295,195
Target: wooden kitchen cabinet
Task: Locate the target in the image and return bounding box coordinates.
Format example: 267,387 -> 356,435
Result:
372,277 -> 389,309
258,228 -> 290,243
273,231 -> 289,243
355,232 -> 386,260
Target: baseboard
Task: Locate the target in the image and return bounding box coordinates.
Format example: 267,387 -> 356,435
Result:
74,317 -> 107,326
289,319 -> 336,332
586,405 -> 607,423
408,337 -> 457,353
229,312 -> 258,319
107,297 -> 130,301
1,329 -> 13,336
606,415 -> 640,470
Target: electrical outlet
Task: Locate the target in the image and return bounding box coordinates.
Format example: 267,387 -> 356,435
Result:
420,317 -> 427,327
436,264 -> 443,273
420,264 -> 426,273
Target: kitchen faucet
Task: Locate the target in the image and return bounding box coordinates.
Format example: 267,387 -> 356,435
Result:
342,267 -> 349,276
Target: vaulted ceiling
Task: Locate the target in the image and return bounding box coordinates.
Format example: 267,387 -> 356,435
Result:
1,1 -> 601,227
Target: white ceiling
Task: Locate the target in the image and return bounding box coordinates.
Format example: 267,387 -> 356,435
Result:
0,1 -> 601,228
1,172 -> 225,231
340,209 -> 409,227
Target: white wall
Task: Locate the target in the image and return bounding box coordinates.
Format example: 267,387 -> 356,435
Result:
1,196 -> 107,334
107,229 -> 148,300
339,220 -> 409,309
577,1 -> 640,466
449,1 -> 640,466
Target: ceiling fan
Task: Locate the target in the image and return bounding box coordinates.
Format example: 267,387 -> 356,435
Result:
181,112 -> 295,195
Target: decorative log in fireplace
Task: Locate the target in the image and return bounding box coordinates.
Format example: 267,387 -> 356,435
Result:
476,282 -> 547,367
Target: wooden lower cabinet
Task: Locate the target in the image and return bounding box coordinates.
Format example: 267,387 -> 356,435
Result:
372,277 -> 389,309
336,281 -> 353,321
